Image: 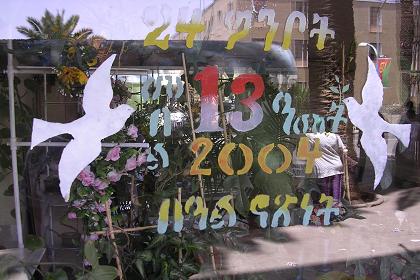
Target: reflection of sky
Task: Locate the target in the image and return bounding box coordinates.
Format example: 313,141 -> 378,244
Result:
1,0 -> 213,39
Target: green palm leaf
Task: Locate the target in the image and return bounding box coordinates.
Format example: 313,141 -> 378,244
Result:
16,9 -> 96,40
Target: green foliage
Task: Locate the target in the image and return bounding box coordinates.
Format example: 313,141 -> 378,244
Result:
335,75 -> 340,84
342,84 -> 350,93
83,265 -> 118,280
329,75 -> 351,105
329,86 -> 340,94
289,83 -> 309,115
129,233 -> 203,280
98,239 -> 114,264
24,234 -> 44,251
44,269 -> 69,280
84,241 -> 99,268
222,175 -> 253,218
78,241 -> 118,280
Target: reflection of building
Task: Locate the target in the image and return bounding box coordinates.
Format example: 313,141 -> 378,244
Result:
200,0 -> 309,88
354,0 -> 401,107
200,0 -> 404,109
200,0 -> 405,157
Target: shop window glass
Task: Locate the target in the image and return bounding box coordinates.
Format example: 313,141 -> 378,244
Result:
1,1 -> 420,279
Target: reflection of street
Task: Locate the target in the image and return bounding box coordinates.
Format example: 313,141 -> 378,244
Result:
192,188 -> 420,279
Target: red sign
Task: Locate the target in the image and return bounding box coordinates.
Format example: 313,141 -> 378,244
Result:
376,57 -> 392,87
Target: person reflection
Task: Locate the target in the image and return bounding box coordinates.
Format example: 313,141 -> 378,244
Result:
395,100 -> 420,187
401,100 -> 417,124
306,121 -> 346,208
301,120 -> 346,225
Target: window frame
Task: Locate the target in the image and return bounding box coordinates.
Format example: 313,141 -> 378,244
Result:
292,39 -> 308,68
369,6 -> 383,33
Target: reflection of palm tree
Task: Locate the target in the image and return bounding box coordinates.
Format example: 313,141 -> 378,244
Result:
17,10 -> 93,40
308,0 -> 355,115
400,0 -> 415,101
307,0 -> 356,139
16,10 -> 103,95
308,0 -> 361,197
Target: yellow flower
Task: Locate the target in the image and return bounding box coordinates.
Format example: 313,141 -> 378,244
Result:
87,57 -> 98,67
58,66 -> 88,87
77,71 -> 88,85
67,47 -> 76,59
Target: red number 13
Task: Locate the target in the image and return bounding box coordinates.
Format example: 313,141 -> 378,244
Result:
194,67 -> 264,133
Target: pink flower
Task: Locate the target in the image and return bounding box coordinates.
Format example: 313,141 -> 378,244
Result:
107,170 -> 122,182
82,234 -> 99,242
67,212 -> 77,219
391,274 -> 402,280
95,202 -> 106,213
77,166 -> 95,186
93,178 -> 109,191
95,199 -> 111,213
105,146 -> 121,161
125,156 -> 137,171
83,259 -> 92,267
127,124 -> 138,139
137,153 -> 147,166
89,234 -> 99,241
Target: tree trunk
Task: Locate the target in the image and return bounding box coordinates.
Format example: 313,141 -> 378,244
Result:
400,0 -> 414,105
308,0 -> 355,115
308,0 -> 361,198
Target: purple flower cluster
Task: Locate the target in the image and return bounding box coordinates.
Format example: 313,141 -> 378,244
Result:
77,166 -> 95,186
77,147 -> 146,191
69,124 -> 149,230
127,124 -> 138,139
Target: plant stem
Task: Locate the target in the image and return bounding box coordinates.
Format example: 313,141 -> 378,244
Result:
93,225 -> 157,236
178,186 -> 182,265
105,200 -> 124,279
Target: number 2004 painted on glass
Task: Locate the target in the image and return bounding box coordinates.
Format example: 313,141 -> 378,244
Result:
190,136 -> 322,176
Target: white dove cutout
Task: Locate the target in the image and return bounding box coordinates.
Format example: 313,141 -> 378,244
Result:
30,55 -> 134,201
343,57 -> 411,189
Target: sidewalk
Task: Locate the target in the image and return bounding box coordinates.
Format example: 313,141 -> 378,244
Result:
193,187 -> 420,279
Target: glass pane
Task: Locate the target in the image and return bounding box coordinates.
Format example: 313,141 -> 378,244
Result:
0,1 -> 420,279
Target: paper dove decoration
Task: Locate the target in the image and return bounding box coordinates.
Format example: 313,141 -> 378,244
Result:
30,55 -> 134,201
343,57 -> 411,189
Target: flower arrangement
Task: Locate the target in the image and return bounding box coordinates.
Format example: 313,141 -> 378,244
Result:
56,66 -> 88,95
65,115 -> 206,279
67,124 -> 147,234
56,40 -> 100,97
